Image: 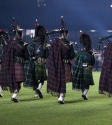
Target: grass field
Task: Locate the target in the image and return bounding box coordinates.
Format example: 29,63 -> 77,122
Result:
0,72 -> 112,125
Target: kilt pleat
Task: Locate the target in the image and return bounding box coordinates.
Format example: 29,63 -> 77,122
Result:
83,68 -> 94,85
14,63 -> 25,82
64,64 -> 72,82
35,63 -> 47,81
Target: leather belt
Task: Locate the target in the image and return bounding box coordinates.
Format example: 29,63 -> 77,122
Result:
34,57 -> 46,64
15,56 -> 25,64
82,63 -> 92,69
63,59 -> 70,64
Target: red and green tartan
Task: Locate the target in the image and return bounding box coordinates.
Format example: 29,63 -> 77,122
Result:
64,64 -> 72,82
99,42 -> 112,97
47,38 -> 66,97
14,63 -> 25,82
0,40 -> 23,92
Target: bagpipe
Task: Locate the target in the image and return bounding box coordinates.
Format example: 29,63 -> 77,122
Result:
10,17 -> 20,38
96,35 -> 112,50
0,33 -> 7,45
50,16 -> 67,36
60,16 -> 80,51
0,30 -> 9,46
45,16 -> 80,51
45,16 -> 66,39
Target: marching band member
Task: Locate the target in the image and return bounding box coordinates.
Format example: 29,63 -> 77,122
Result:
47,28 -> 75,104
24,25 -> 49,98
72,33 -> 95,100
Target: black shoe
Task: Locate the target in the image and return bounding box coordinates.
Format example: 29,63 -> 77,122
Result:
11,98 -> 19,103
58,100 -> 65,104
0,94 -> 3,97
36,89 -> 43,98
82,94 -> 88,100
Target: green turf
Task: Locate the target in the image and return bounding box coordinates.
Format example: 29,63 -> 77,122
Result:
0,72 -> 112,125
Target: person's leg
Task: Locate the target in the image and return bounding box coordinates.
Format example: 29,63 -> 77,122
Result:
58,64 -> 72,104
0,85 -> 3,97
17,82 -> 21,91
58,93 -> 65,104
11,82 -> 22,102
82,85 -> 89,100
58,82 -> 66,104
36,80 -> 44,98
12,89 -> 19,102
34,91 -> 39,98
34,64 -> 44,98
34,80 -> 39,98
37,80 -> 44,90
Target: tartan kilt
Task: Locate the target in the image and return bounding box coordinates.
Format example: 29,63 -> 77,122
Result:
23,61 -> 34,88
14,63 -> 25,82
83,68 -> 94,85
64,64 -> 72,82
34,63 -> 47,81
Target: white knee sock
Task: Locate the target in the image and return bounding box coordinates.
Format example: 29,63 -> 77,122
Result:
0,86 -> 2,94
83,89 -> 88,96
37,83 -> 42,90
12,89 -> 18,98
58,93 -> 64,101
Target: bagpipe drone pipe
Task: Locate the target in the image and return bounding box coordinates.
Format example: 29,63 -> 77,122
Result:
10,17 -> 20,38
96,35 -> 112,51
45,16 -> 80,52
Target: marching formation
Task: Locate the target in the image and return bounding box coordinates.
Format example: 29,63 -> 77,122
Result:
0,16 -> 111,104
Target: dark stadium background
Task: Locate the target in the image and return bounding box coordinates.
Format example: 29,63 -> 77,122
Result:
1,0 -> 112,49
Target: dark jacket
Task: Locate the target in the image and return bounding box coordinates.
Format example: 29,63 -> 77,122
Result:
15,39 -> 29,60
61,38 -> 75,60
